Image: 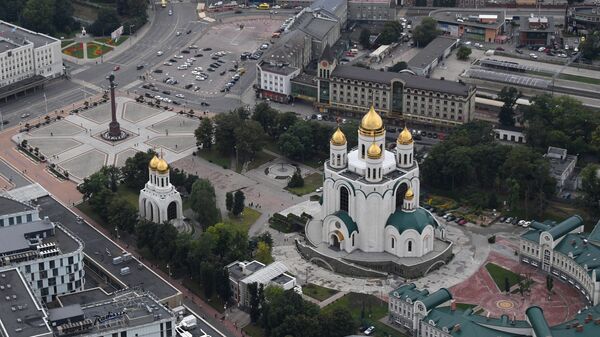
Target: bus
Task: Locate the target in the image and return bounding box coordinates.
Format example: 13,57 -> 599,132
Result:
161,0 -> 167,8
258,3 -> 270,10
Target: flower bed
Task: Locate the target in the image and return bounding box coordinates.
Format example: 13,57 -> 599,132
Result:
86,42 -> 113,59
94,36 -> 128,46
62,42 -> 84,58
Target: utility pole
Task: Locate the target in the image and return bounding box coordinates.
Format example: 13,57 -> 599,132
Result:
44,93 -> 48,116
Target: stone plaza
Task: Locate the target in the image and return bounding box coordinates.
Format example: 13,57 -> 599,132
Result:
13,95 -> 200,183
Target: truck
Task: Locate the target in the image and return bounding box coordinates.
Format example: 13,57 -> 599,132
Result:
485,50 -> 495,56
120,267 -> 131,275
180,315 -> 197,330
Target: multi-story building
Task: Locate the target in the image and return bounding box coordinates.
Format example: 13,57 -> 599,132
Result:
0,196 -> 85,303
310,0 -> 347,29
290,9 -> 341,60
407,36 -> 458,76
226,260 -> 298,308
348,0 -> 396,22
313,59 -> 476,126
544,146 -> 578,192
432,11 -> 507,43
519,15 -> 555,47
569,6 -> 600,31
0,21 -> 62,100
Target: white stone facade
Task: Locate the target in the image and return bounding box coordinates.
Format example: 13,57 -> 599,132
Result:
139,156 -> 183,224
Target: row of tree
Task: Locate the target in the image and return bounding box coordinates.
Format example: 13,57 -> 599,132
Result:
250,287 -> 356,337
0,0 -> 78,36
89,0 -> 148,37
421,122 -> 555,216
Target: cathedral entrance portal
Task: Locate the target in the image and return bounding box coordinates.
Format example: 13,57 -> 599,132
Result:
330,234 -> 340,250
396,183 -> 408,209
167,201 -> 178,220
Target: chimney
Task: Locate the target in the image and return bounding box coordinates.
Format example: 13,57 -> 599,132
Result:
453,324 -> 461,332
450,299 -> 456,311
576,324 -> 584,332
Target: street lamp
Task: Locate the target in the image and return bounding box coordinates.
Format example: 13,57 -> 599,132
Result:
0,108 -> 3,131
114,226 -> 120,239
43,93 -> 48,116
166,264 -> 171,277
129,24 -> 135,45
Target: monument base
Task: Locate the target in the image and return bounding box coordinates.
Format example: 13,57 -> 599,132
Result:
101,129 -> 129,141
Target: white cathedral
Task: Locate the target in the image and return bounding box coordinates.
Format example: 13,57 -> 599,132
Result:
318,106 -> 440,258
138,154 -> 183,224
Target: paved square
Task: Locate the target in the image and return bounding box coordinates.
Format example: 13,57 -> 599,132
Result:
149,115 -> 200,134
13,96 -> 199,183
79,104 -> 112,124
59,149 -> 108,180
29,120 -> 85,137
122,102 -> 162,123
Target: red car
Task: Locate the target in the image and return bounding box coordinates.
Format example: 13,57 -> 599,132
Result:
113,65 -> 120,71
458,219 -> 467,226
495,47 -> 505,51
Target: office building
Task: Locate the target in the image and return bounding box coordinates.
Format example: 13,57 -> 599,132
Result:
348,0 -> 396,22
0,196 -> 85,303
519,15 -> 555,47
0,21 -> 63,100
544,147 -> 578,192
432,11 -> 507,43
407,36 -> 459,77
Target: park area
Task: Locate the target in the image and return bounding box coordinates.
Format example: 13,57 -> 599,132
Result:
95,36 -> 128,46
62,42 -> 84,58
86,42 -> 113,59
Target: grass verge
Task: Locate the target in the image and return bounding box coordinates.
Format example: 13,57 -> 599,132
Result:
86,42 -> 113,59
181,278 -> 225,313
303,283 -> 339,302
485,262 -> 522,290
196,149 -> 231,169
240,150 -> 276,173
285,173 -> 323,196
559,73 -> 600,85
242,323 -> 266,337
61,40 -> 74,48
226,207 -> 262,232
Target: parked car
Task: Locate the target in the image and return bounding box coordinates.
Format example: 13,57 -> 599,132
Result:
136,65 -> 144,70
200,102 -> 210,106
505,217 -> 513,223
364,326 -> 375,336
458,219 -> 467,226
499,217 -> 506,222
175,93 -> 185,98
113,65 -> 120,71
529,53 -> 538,59
495,47 -> 505,51
157,51 -> 163,56
162,90 -> 171,95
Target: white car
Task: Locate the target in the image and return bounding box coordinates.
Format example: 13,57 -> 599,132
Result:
174,55 -> 183,59
163,62 -> 172,66
194,67 -> 203,71
196,76 -> 206,81
176,31 -> 181,36
315,187 -> 323,193
538,46 -> 546,52
154,95 -> 162,100
175,93 -> 185,98
20,113 -> 31,118
157,51 -> 163,56
168,9 -> 173,15
464,41 -> 472,46
529,53 -> 538,59
364,326 -> 375,336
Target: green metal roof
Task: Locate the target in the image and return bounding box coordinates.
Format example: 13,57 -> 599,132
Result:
389,283 -> 430,302
530,221 -> 552,232
554,232 -> 600,281
333,210 -> 358,235
588,220 -> 600,247
521,229 -> 541,243
551,304 -> 600,337
526,306 -> 553,337
548,215 -> 584,239
424,307 -> 523,337
386,208 -> 437,235
420,288 -> 452,310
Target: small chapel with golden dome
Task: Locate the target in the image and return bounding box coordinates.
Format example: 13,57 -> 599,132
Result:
317,106 -> 441,259
138,154 -> 183,225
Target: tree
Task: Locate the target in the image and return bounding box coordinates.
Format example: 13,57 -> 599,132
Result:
248,282 -> 261,322
0,0 -> 26,23
205,222 -> 248,262
278,133 -> 305,161
234,120 -> 266,164
22,0 -> 56,35
497,86 -> 521,127
389,61 -> 408,72
252,102 -> 278,137
412,17 -> 440,47
275,112 -> 298,138
122,150 -> 155,190
214,112 -> 240,155
107,197 -> 138,233
195,118 -> 214,149
377,21 -> 403,45
89,8 -> 121,37
580,163 -> 600,208
216,267 -> 232,304
504,276 -> 510,293
232,190 -> 245,216
100,165 -> 121,192
78,170 -> 109,201
189,179 -> 221,227
359,28 -> 371,49
225,192 -> 234,212
201,262 -> 215,299
54,0 -> 76,34
319,307 -> 357,337
456,46 -> 472,60
581,30 -> 600,60
255,241 -> 273,264
287,170 -> 304,188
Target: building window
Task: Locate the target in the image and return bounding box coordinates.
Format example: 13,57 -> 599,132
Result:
408,240 -> 413,252
340,186 -> 349,213
391,237 -> 395,249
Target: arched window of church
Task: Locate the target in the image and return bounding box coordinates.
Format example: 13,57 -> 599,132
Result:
361,144 -> 365,158
340,186 -> 349,212
391,237 -> 395,249
408,240 -> 413,252
396,183 -> 408,210
404,154 -> 407,165
336,154 -> 341,165
367,168 -> 370,178
378,168 -> 381,179
352,234 -> 355,246
409,153 -> 412,164
379,144 -> 382,152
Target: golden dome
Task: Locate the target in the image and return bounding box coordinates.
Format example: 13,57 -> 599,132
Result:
397,126 -> 413,145
405,187 -> 414,200
149,155 -> 160,170
156,158 -> 169,174
359,106 -> 384,137
367,142 -> 382,159
330,127 -> 347,146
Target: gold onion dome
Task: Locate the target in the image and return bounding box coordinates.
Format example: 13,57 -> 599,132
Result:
367,142 -> 382,159
156,158 -> 169,174
149,155 -> 160,170
331,127 -> 347,146
359,106 -> 384,137
397,126 -> 414,145
405,187 -> 414,200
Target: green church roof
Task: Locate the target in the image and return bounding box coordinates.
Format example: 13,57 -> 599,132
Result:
332,210 -> 358,235
420,288 -> 452,310
548,215 -> 583,239
386,208 -> 437,235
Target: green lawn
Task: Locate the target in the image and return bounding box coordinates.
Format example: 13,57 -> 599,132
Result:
303,283 -> 339,301
285,173 -> 323,196
226,207 -> 262,232
86,42 -> 113,59
196,148 -> 231,169
61,40 -> 74,48
323,292 -> 407,337
62,42 -> 84,58
559,73 -> 600,85
240,150 -> 277,173
242,323 -> 266,337
117,185 -> 140,210
485,263 -> 523,290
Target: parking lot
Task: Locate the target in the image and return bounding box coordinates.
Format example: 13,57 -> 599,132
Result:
147,18 -> 284,101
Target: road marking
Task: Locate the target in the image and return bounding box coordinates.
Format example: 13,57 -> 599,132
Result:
71,78 -> 103,92
122,80 -> 143,91
71,66 -> 89,75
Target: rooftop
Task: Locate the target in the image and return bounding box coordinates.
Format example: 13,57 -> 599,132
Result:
227,260 -> 265,282
432,11 -> 505,30
0,196 -> 34,217
408,36 -> 458,69
259,60 -> 299,76
389,283 -> 430,302
0,21 -> 58,49
242,261 -> 292,285
292,12 -> 338,41
0,268 -> 51,337
310,0 -> 346,16
331,65 -> 472,96
520,16 -> 555,33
